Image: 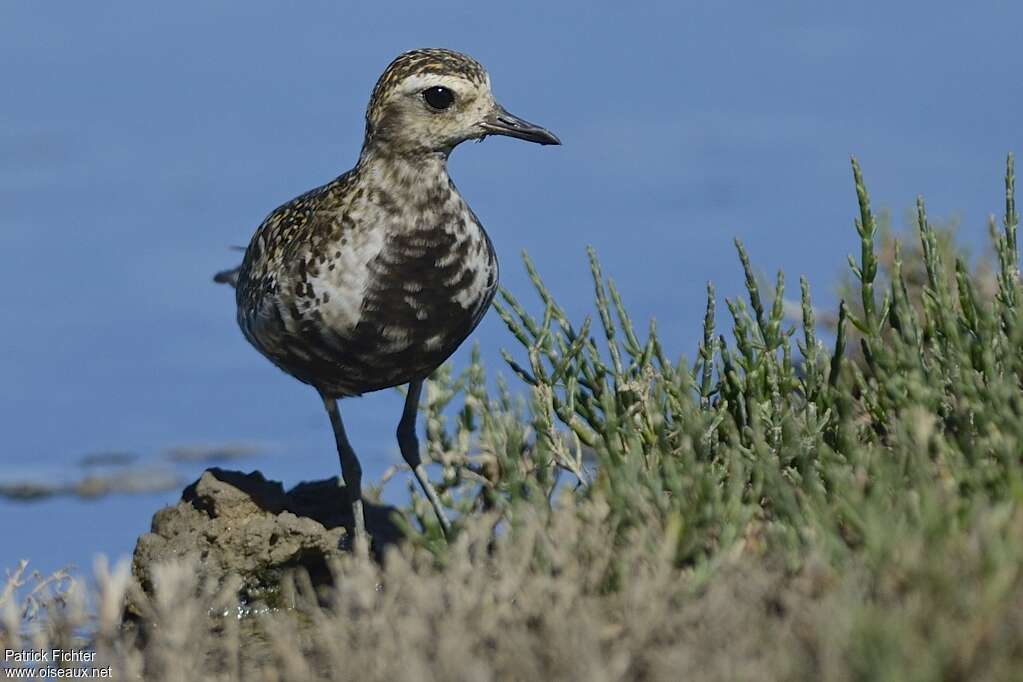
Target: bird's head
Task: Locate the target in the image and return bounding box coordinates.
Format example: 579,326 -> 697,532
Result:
363,48 -> 560,157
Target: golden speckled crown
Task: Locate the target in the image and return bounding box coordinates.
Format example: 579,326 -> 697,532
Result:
365,49 -> 488,133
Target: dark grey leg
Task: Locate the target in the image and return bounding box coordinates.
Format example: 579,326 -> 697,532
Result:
397,380 -> 452,536
319,391 -> 367,553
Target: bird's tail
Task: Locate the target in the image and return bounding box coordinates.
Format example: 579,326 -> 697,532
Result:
213,265 -> 241,288
213,245 -> 245,288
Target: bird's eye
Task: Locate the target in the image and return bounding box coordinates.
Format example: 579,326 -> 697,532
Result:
422,86 -> 455,110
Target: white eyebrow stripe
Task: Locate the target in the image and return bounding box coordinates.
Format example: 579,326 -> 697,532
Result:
396,73 -> 475,96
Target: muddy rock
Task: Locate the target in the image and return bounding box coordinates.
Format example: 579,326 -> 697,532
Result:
130,468 -> 401,608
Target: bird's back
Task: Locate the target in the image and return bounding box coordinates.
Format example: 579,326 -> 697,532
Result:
235,161 -> 498,397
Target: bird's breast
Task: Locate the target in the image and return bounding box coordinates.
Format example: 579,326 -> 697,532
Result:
237,170 -> 499,395
275,203 -> 496,393
309,199 -> 497,338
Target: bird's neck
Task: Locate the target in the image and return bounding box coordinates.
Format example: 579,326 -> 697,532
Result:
356,144 -> 451,192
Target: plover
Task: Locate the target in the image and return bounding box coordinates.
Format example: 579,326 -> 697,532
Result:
216,48 -> 559,548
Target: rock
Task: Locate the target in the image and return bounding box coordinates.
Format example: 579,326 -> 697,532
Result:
129,468 -> 401,610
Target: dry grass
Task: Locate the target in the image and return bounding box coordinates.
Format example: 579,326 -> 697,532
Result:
5,495 -> 1023,681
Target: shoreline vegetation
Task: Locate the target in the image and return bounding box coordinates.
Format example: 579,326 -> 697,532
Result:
3,156 -> 1022,680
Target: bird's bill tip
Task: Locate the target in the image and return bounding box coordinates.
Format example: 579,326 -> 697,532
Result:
479,105 -> 561,146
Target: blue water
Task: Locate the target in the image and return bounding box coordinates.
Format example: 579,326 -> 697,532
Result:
2,1 -> 1021,577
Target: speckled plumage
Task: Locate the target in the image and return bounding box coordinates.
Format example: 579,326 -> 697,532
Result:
235,152 -> 498,397
219,48 -> 559,545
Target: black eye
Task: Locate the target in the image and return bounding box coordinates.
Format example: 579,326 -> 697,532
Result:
422,86 -> 455,110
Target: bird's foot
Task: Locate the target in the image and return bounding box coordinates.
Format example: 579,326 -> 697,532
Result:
350,498 -> 369,558
413,464 -> 452,538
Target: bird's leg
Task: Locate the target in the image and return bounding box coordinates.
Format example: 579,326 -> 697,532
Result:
397,380 -> 452,537
319,391 -> 368,555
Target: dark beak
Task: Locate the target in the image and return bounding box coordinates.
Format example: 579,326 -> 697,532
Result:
480,104 -> 561,145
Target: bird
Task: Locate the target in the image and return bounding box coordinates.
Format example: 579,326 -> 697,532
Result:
215,48 -> 560,550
